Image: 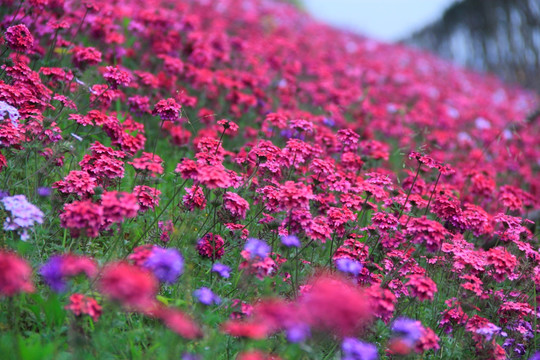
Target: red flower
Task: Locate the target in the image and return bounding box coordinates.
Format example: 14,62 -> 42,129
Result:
223,192 -> 249,219
103,65 -> 131,89
182,185 -> 206,211
486,247 -> 518,282
337,128 -> 360,151
277,181 -> 314,211
153,98 -> 182,122
53,170 -> 97,198
127,244 -> 154,266
5,25 -> 34,52
98,262 -> 158,310
305,216 -> 332,243
299,274 -> 372,336
221,320 -> 270,339
236,351 -> 282,360
406,274 -> 437,301
60,200 -> 104,238
101,191 -> 139,224
405,216 -> 448,252
365,285 -> 396,322
128,95 -> 151,115
79,142 -> 125,182
129,152 -> 164,176
65,293 -> 102,322
196,233 -> 225,260
71,46 -> 102,68
61,254 -> 98,278
133,185 -> 161,212
154,306 -> 203,339
0,251 -> 34,296
415,325 -> 440,353
196,164 -> 232,189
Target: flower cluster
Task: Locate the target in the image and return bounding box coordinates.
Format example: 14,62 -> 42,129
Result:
1,195 -> 44,241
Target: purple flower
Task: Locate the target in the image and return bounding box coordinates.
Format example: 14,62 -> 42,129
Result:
37,187 -> 52,197
280,235 -> 300,248
212,263 -> 231,278
39,256 -> 66,293
193,287 -> 221,306
476,323 -> 505,340
342,338 -> 378,360
336,258 -> 363,276
391,317 -> 423,347
182,353 -> 200,360
1,195 -> 44,241
530,352 -> 540,360
244,238 -> 270,259
286,323 -> 310,343
143,247 -> 183,284
0,100 -> 20,125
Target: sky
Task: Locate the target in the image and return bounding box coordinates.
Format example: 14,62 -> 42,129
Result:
302,0 -> 457,42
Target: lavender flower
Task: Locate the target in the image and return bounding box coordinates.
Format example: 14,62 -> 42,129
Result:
286,323 -> 310,343
336,258 -> 363,276
193,287 -> 221,305
37,187 -> 52,197
391,317 -> 423,347
1,195 -> 44,241
143,247 -> 183,284
476,323 -> 506,341
244,238 -> 270,259
0,100 -> 20,125
211,263 -> 231,279
342,338 -> 378,360
39,256 -> 66,293
280,235 -> 301,248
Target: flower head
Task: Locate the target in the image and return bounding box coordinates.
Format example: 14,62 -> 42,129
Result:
1,195 -> 44,241
212,263 -> 231,278
244,238 -> 270,259
143,247 -> 184,284
335,258 -> 363,276
0,251 -> 34,296
98,262 -> 158,310
280,235 -> 301,248
193,287 -> 221,305
342,338 -> 378,360
5,24 -> 34,52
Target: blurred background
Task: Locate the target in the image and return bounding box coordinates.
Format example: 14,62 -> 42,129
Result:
301,0 -> 540,92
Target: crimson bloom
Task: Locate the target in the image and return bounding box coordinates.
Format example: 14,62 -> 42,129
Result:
98,262 -> 158,310
0,251 -> 34,296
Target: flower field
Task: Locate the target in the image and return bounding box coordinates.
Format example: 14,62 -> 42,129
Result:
0,0 -> 539,359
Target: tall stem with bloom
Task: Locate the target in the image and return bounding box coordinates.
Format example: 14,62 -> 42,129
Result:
398,162 -> 422,221
423,171 -> 442,216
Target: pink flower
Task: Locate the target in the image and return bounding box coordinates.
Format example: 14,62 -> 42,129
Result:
98,262 -> 158,310
0,251 -> 34,296
101,191 -> 139,224
133,185 -> 161,212
66,293 -> 102,322
60,200 -> 104,238
5,25 -> 34,52
406,274 -> 437,301
196,233 -> 225,260
103,65 -> 132,89
53,170 -> 97,198
129,152 -> 164,176
277,181 -> 314,211
223,192 -> 250,219
153,98 -> 182,122
182,185 -> 206,211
